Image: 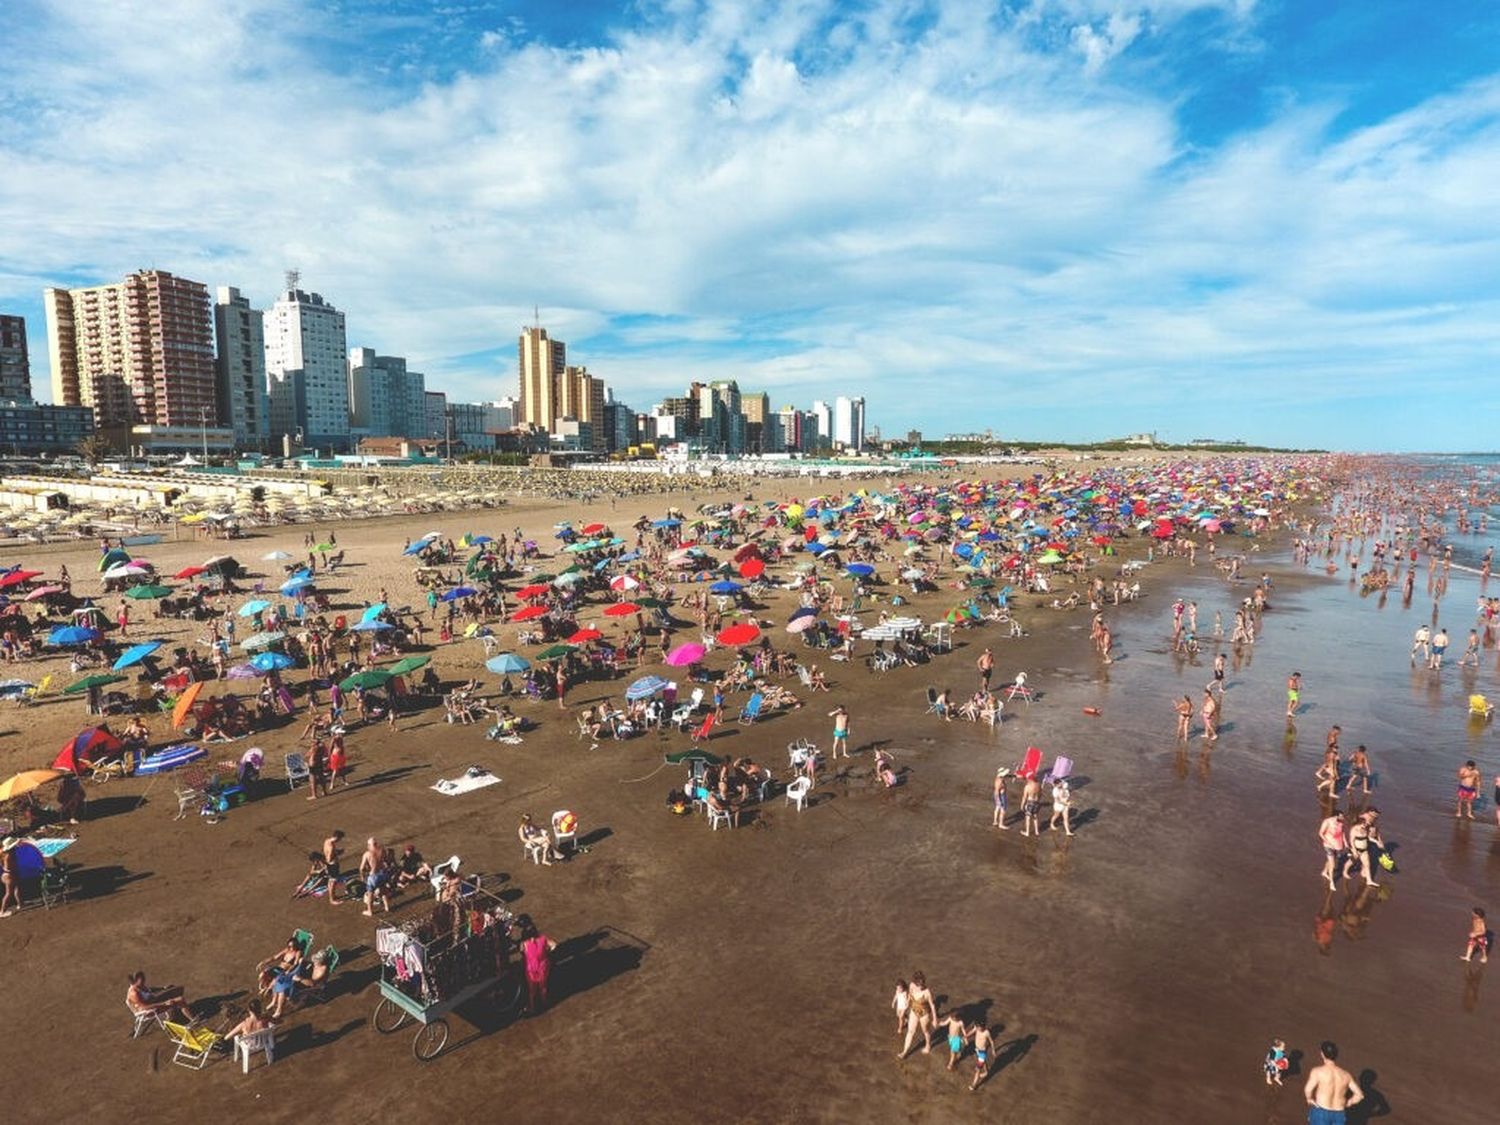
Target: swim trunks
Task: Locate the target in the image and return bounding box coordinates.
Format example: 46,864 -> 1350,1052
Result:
1458,786 -> 1477,799
1307,1107 -> 1345,1125
975,1050 -> 988,1065
949,1035 -> 963,1053
1023,799 -> 1040,816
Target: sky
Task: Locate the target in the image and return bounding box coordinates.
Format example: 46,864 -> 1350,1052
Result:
2,0 -> 1498,451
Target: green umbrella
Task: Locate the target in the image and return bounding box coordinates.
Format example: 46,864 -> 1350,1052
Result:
313,542 -> 336,552
665,747 -> 722,765
529,572 -> 556,583
340,669 -> 394,691
63,673 -> 127,694
388,655 -> 431,676
969,577 -> 995,588
124,584 -> 174,599
634,597 -> 668,609
535,643 -> 576,661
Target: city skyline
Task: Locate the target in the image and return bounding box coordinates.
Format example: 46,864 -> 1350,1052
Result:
3,2 -> 1498,449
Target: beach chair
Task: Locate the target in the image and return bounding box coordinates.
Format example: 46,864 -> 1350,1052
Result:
670,688 -> 703,729
284,752 -> 310,790
298,946 -> 341,1006
235,1025 -> 276,1072
705,799 -> 732,830
574,713 -> 594,740
523,832 -> 548,865
690,713 -> 717,744
18,674 -> 52,706
172,782 -> 204,821
797,665 -> 814,688
127,1000 -> 165,1039
785,776 -> 812,812
737,692 -> 764,724
924,687 -> 942,716
164,1021 -> 222,1068
981,697 -> 1003,728
1016,746 -> 1043,780
552,810 -> 578,855
1004,673 -> 1033,706
1469,694 -> 1493,719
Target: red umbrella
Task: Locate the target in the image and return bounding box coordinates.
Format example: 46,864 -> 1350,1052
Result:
716,622 -> 761,646
738,559 -> 765,579
0,570 -> 43,588
53,726 -> 123,773
512,605 -> 548,622
569,627 -> 603,643
173,565 -> 207,579
515,583 -> 551,599
581,522 -> 607,535
604,602 -> 641,618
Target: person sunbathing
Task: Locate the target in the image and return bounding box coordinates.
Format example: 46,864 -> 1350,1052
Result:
257,936 -> 307,993
127,971 -> 192,1024
292,852 -> 332,898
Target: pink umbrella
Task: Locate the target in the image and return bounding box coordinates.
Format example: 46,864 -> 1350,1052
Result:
24,585 -> 66,600
785,615 -> 819,634
665,643 -> 706,666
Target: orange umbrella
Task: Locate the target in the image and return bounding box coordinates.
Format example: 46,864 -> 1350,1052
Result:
0,768 -> 67,801
171,681 -> 205,729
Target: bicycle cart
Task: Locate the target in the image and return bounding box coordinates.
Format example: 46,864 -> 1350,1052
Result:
371,887 -> 524,1061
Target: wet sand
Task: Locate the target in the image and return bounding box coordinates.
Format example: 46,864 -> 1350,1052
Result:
0,477 -> 1495,1123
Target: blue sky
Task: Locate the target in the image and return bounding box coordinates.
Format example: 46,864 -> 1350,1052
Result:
2,0 -> 1498,450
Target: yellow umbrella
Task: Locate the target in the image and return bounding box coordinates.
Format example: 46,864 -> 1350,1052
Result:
0,768 -> 67,801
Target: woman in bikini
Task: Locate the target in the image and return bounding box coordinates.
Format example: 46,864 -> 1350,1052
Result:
899,971 -> 936,1059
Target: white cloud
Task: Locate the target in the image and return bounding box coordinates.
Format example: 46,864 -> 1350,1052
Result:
0,0 -> 1494,447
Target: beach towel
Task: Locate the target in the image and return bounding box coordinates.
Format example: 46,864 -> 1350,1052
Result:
431,768 -> 502,796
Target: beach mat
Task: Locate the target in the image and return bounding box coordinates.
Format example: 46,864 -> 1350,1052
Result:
431,769 -> 501,796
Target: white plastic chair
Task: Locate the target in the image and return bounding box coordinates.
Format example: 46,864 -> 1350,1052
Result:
706,801 -> 732,830
551,810 -> 578,855
235,1026 -> 275,1072
785,776 -> 812,811
523,836 -> 547,865
285,752 -> 311,789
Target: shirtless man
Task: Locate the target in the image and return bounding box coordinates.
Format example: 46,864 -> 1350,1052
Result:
1304,1040 -> 1363,1124
1456,760 -> 1481,819
322,829 -> 346,907
358,836 -> 390,917
992,768 -> 1010,830
1286,671 -> 1302,719
977,647 -> 994,691
1430,627 -> 1450,669
1020,775 -> 1043,837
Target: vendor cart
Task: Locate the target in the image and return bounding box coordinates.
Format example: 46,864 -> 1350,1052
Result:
371,888 -> 524,1061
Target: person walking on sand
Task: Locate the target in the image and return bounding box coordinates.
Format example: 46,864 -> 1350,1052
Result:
521,920 -> 557,1015
1020,774 -> 1043,837
970,1023 -> 994,1091
1459,628 -> 1481,667
977,647 -> 994,691
898,972 -> 936,1059
1462,906 -> 1489,963
1343,810 -> 1380,888
1050,776 -> 1075,836
992,768 -> 1011,830
1174,694 -> 1193,741
1201,688 -> 1219,743
829,704 -> 850,759
942,1010 -> 971,1071
1319,812 -> 1347,890
891,980 -> 910,1036
1457,760 -> 1480,818
1304,1040 -> 1363,1124
1286,671 -> 1302,719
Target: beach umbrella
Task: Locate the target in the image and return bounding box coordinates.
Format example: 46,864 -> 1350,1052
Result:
387,655 -> 431,676
62,673 -> 126,695
516,583 -> 551,599
634,597 -> 667,610
202,555 -> 239,574
665,642 -> 706,666
351,619 -> 393,632
846,563 -> 875,577
603,602 -> 641,618
0,569 -> 43,588
787,606 -> 818,623
124,584 -> 173,600
0,768 -> 67,801
280,575 -> 315,595
402,540 -> 430,556
97,547 -> 130,571
786,615 -> 819,634
241,631 -> 287,650
238,599 -> 271,617
103,562 -> 149,580
171,681 -> 206,728
249,651 -> 295,673
54,727 -> 123,773
553,572 -> 585,586
708,580 -> 743,595
23,584 -> 66,601
536,643 -> 576,661
716,622 -> 761,646
582,522 -> 607,535
262,550 -> 292,561
173,565 -> 207,579
439,586 -> 478,602
340,669 -> 394,691
512,605 -> 548,622
569,627 -> 603,643
135,743 -> 206,775
486,653 -> 530,674
609,575 -> 640,592
626,675 -> 670,700
361,603 -> 386,622
738,559 -> 765,579
113,640 -> 163,671
48,625 -> 100,646
652,518 -> 682,529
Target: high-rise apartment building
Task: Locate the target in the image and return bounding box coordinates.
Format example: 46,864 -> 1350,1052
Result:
264,285 -> 349,449
518,326 -> 566,431
213,287 -> 270,449
834,395 -> 866,451
44,269 -> 217,432
0,314 -> 32,401
348,347 -> 427,439
775,406 -> 802,453
807,400 -> 833,450
424,391 -> 448,440
559,365 -> 606,450
741,391 -> 770,453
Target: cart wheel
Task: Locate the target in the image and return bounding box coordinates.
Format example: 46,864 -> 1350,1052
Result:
493,974 -> 524,1016
373,998 -> 409,1034
413,1020 -> 449,1061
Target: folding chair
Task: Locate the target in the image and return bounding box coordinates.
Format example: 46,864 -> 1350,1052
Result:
924,687 -> 942,716
127,1001 -> 164,1039
690,713 -> 717,744
737,692 -> 764,724
164,1021 -> 222,1068
297,946 -> 340,1006
284,752 -> 311,789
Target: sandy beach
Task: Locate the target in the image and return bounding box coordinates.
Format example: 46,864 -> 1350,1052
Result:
0,460 -> 1494,1123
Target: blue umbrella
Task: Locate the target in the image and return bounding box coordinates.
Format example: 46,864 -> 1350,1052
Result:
361,603 -> 386,622
618,550 -> 640,562
709,580 -> 742,595
112,640 -> 163,671
468,534 -> 493,544
626,675 -> 670,701
486,653 -> 530,674
249,651 -> 295,673
351,619 -> 393,632
238,599 -> 271,617
48,625 -> 100,646
439,586 -> 477,602
651,518 -> 681,528
806,542 -> 828,556
846,563 -> 875,577
280,576 -> 315,594
402,540 -> 430,556
592,558 -> 612,572
788,606 -> 818,622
